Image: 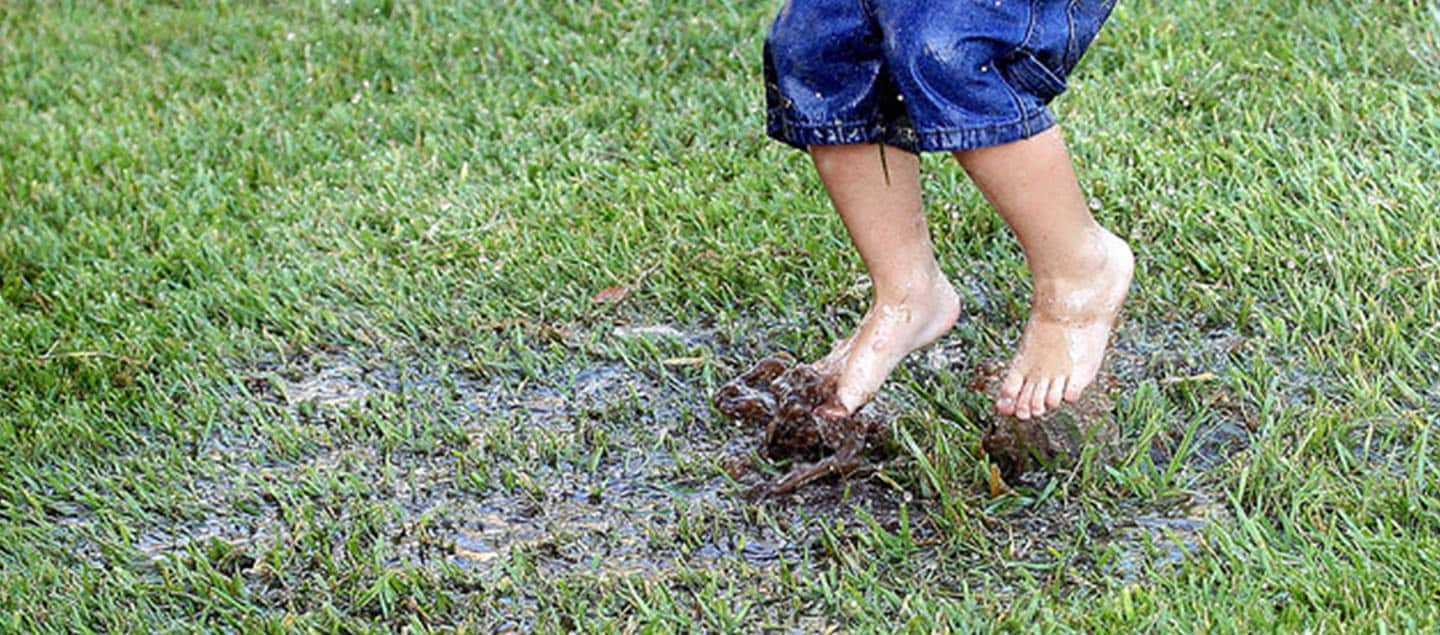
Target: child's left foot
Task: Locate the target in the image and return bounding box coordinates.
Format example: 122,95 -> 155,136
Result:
996,228 -> 1134,420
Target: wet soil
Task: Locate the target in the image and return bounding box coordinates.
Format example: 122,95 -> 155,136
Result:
42,313 -> 1267,612
49,341 -> 923,592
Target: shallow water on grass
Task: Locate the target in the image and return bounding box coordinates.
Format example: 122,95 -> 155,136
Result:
67,344 -> 917,587
46,313 -> 1275,604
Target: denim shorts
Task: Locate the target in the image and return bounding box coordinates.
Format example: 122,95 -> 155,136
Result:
763,0 -> 1116,153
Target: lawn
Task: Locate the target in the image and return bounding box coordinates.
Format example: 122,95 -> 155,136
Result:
2,0 -> 1438,631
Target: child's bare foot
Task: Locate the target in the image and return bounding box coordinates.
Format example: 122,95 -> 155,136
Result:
814,271 -> 961,419
996,228 -> 1133,420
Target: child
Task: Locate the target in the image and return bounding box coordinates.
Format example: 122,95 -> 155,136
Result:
762,0 -> 1134,421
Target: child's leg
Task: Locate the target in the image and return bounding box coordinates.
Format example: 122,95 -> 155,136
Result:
953,127 -> 1134,420
808,143 -> 961,420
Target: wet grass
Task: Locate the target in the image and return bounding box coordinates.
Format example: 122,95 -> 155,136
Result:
2,0 -> 1439,631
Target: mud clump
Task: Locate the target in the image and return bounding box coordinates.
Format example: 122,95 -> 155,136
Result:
973,360 -> 1121,479
714,353 -> 889,497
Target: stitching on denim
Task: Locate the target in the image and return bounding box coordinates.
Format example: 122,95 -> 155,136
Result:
998,0 -> 1040,63
856,0 -> 876,20
1010,55 -> 1068,98
769,108 -> 1052,153
769,116 -> 889,148
1020,0 -> 1040,51
993,54 -> 1033,125
770,116 -> 884,132
883,125 -> 918,150
987,0 -> 1041,126
778,108 -> 1054,147
993,0 -> 1040,131
1064,0 -> 1081,72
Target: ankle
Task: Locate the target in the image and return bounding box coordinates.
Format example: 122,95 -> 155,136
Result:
873,266 -> 954,308
1027,227 -> 1128,284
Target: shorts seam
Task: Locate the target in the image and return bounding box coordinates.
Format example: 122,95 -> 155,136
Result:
909,115 -> 1048,136
767,115 -> 886,133
992,60 -> 1036,128
1064,0 -> 1081,71
996,0 -> 1040,121
1018,0 -> 1040,51
857,0 -> 876,20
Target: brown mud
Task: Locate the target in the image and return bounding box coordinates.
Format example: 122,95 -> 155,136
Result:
971,359 -> 1122,479
713,353 -> 890,497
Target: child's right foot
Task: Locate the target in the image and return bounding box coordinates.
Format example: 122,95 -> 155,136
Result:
996,228 -> 1133,420
813,271 -> 961,420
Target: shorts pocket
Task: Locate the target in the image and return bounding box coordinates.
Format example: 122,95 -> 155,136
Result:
1063,0 -> 1118,72
998,51 -> 1068,103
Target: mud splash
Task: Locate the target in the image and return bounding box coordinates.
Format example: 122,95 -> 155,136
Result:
714,353 -> 891,497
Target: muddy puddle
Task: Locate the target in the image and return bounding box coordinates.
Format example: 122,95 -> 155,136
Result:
47,312 -> 1266,605
1108,318 -> 1251,458
51,339 -> 920,590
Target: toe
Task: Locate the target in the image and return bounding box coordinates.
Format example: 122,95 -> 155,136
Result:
1015,380 -> 1038,420
814,400 -> 849,421
1063,373 -> 1088,403
820,381 -> 867,420
1045,377 -> 1066,409
1029,378 -> 1050,418
996,369 -> 1025,416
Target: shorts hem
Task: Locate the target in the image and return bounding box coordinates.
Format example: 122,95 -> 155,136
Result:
765,114 -> 919,153
909,107 -> 1056,152
765,108 -> 1055,154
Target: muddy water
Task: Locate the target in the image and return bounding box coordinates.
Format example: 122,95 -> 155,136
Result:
45,314 -> 1267,602
50,342 -> 921,590
1107,318 -> 1255,469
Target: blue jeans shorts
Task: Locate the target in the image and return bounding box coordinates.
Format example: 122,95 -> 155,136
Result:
763,0 -> 1116,153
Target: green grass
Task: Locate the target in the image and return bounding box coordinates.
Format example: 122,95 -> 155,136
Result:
2,0 -> 1439,631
